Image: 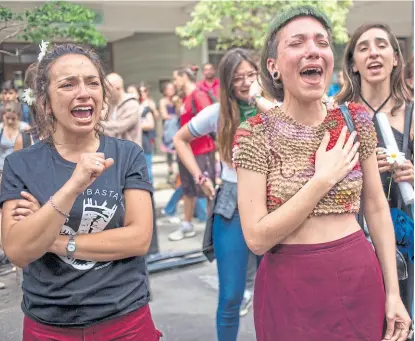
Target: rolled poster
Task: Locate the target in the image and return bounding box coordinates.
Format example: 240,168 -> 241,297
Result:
376,112 -> 414,206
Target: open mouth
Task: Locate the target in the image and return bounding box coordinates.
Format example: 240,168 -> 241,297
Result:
71,106 -> 94,121
368,62 -> 383,71
300,66 -> 323,84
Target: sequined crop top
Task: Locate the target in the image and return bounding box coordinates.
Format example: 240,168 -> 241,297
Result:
232,102 -> 378,216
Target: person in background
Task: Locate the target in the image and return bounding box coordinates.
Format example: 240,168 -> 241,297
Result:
327,70 -> 344,98
139,83 -> 160,121
234,6 -> 411,340
1,81 -> 33,125
138,83 -> 156,184
159,82 -> 180,183
336,23 -> 414,322
127,84 -> 139,100
168,66 -> 215,241
102,73 -> 142,147
174,48 -> 260,341
0,101 -> 30,174
14,63 -> 43,151
197,63 -> 220,102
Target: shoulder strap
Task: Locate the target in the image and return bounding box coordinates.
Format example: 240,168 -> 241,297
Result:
339,104 -> 365,228
402,101 -> 413,158
191,92 -> 197,116
339,104 -> 358,142
118,97 -> 138,110
396,102 -> 413,211
22,131 -> 32,148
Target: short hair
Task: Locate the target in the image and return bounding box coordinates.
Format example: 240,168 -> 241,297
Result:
260,6 -> 332,101
3,101 -> 21,115
2,80 -> 17,92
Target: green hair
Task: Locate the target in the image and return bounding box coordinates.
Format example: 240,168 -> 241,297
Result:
260,5 -> 333,101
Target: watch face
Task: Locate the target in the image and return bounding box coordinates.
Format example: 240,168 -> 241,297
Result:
67,244 -> 76,252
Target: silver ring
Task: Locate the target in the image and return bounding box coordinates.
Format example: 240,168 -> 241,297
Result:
95,161 -> 100,166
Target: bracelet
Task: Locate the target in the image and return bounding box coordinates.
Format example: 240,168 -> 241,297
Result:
49,196 -> 70,218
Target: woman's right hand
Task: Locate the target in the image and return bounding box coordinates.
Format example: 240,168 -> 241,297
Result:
314,126 -> 360,186
376,147 -> 393,173
67,153 -> 114,194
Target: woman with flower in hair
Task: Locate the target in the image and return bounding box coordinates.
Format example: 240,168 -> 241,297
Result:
0,43 -> 161,340
336,23 -> 414,322
233,6 -> 411,341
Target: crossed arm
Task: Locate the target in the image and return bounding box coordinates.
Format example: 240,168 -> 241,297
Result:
1,189 -> 153,268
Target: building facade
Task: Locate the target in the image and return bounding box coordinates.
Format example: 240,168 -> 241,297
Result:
0,1 -> 413,99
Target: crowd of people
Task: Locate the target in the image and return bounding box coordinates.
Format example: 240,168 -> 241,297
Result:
0,4 -> 413,341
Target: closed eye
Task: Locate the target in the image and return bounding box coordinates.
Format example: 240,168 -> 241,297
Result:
60,83 -> 73,89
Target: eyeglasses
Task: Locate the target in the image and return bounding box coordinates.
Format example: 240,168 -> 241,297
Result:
232,71 -> 258,87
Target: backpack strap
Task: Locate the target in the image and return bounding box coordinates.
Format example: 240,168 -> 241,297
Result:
402,101 -> 413,159
191,92 -> 197,116
339,104 -> 365,228
396,101 -> 414,212
22,131 -> 32,148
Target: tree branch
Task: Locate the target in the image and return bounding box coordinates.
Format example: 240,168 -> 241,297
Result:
0,48 -> 19,56
0,24 -> 24,44
0,21 -> 23,32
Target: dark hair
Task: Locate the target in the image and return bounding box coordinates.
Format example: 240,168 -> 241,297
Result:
35,43 -> 109,142
175,65 -> 198,82
217,48 -> 258,164
2,80 -> 17,92
3,101 -> 21,115
336,24 -> 412,115
260,6 -> 332,102
161,81 -> 174,95
203,63 -> 215,69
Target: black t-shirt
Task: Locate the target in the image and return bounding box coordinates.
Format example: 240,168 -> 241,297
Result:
0,135 -> 153,327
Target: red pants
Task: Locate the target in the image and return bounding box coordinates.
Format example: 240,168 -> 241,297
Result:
254,230 -> 386,341
23,305 -> 162,341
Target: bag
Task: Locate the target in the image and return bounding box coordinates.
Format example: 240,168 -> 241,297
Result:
162,116 -> 180,150
202,192 -> 217,262
339,104 -> 411,280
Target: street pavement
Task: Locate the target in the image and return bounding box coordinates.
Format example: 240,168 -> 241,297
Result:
0,158 -> 256,341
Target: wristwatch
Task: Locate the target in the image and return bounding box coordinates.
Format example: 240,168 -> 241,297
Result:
66,235 -> 76,258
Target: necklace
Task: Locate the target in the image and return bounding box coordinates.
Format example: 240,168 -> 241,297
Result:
360,93 -> 392,115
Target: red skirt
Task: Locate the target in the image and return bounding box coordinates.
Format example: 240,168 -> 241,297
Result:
254,230 -> 386,341
23,304 -> 162,341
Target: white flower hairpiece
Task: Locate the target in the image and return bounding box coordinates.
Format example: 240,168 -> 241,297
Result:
37,40 -> 49,62
22,88 -> 35,106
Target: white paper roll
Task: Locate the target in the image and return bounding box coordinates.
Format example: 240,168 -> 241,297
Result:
376,112 -> 414,206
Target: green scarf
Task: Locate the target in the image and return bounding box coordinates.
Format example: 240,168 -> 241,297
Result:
238,100 -> 257,123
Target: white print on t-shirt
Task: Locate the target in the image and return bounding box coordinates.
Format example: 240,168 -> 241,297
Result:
58,198 -> 118,271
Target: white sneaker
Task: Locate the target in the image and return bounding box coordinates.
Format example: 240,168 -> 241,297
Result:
161,209 -> 181,224
168,225 -> 196,241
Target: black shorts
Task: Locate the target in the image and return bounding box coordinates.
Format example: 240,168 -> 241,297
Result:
178,151 -> 216,198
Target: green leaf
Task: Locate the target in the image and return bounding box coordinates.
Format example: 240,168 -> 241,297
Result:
176,0 -> 353,49
0,0 -> 106,49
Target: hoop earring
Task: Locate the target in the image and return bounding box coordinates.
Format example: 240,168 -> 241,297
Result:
272,71 -> 280,80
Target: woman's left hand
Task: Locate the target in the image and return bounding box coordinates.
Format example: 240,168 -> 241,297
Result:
392,160 -> 414,185
383,294 -> 412,341
12,191 -> 41,221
